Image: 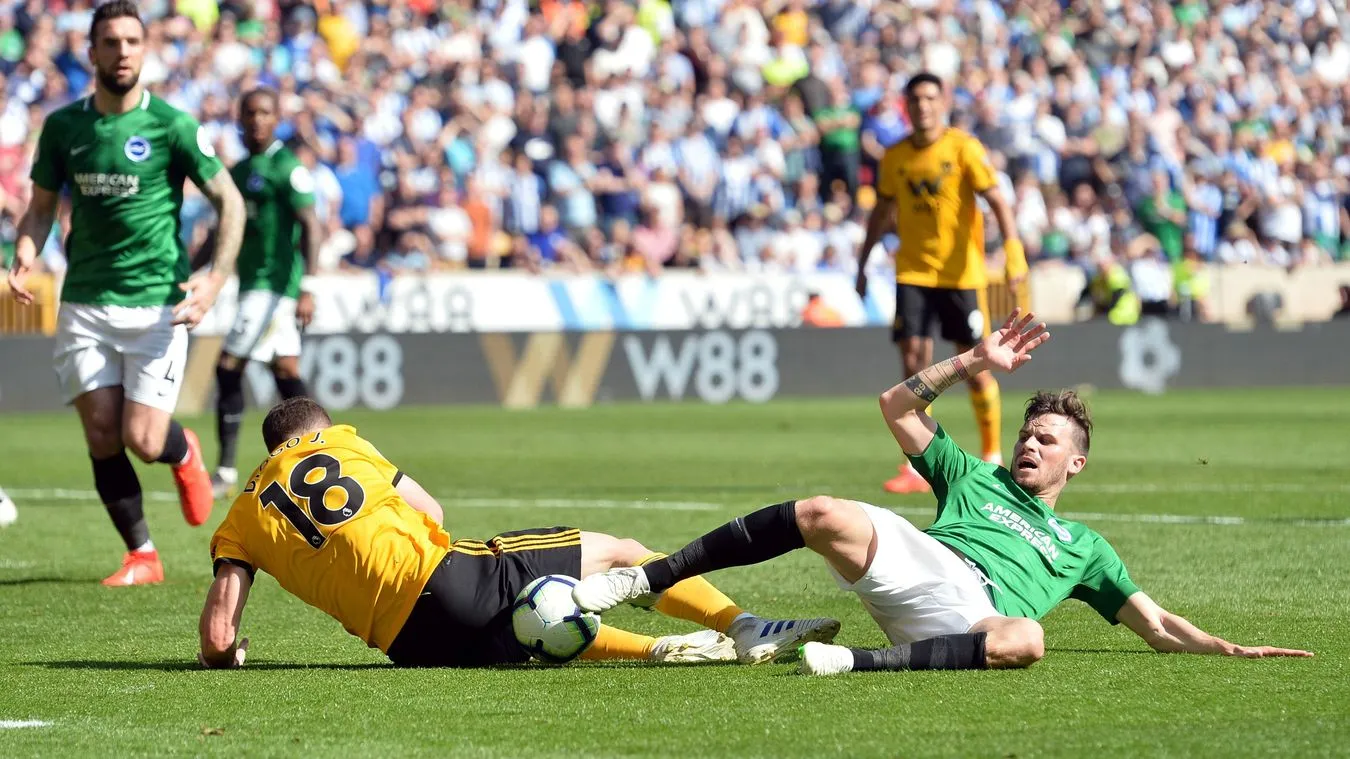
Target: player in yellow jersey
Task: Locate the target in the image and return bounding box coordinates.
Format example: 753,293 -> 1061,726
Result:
197,397 -> 839,668
855,72 -> 1029,494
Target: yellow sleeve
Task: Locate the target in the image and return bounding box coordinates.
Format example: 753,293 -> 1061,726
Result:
210,507 -> 255,579
877,145 -> 901,199
961,136 -> 997,194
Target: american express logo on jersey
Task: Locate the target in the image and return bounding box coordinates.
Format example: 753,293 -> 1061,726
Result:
981,503 -> 1059,561
73,173 -> 139,197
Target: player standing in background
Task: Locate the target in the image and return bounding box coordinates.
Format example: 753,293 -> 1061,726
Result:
191,88 -> 323,499
855,72 -> 1028,494
5,1 -> 245,586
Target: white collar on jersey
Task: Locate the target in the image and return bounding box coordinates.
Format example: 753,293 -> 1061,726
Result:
83,91 -> 151,111
264,140 -> 284,157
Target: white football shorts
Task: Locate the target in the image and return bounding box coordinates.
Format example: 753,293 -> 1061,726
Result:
53,303 -> 187,414
825,502 -> 1001,645
222,289 -> 301,363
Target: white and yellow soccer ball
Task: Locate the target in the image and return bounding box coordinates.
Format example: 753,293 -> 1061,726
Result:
511,574 -> 600,664
0,487 -> 17,528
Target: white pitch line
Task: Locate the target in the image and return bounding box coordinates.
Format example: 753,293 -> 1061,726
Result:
5,489 -> 1348,527
0,720 -> 52,729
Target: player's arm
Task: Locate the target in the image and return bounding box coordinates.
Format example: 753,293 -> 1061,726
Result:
1116,591 -> 1312,658
395,474 -> 444,526
966,139 -> 1027,287
176,170 -> 245,327
853,193 -> 895,298
979,184 -> 1027,287
6,185 -> 60,304
198,563 -> 253,668
879,308 -> 1048,455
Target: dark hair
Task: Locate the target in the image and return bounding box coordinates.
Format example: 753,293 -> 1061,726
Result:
1024,390 -> 1092,455
904,72 -> 944,98
262,397 -> 333,452
90,0 -> 145,41
241,87 -> 279,110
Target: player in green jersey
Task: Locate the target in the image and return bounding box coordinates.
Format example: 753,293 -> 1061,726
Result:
5,1 -> 246,586
574,309 -> 1313,672
190,88 -> 322,499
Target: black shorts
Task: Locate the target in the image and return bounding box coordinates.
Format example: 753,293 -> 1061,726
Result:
892,284 -> 989,345
386,527 -> 583,668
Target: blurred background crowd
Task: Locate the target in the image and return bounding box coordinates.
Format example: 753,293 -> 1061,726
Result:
2,0 -> 1349,310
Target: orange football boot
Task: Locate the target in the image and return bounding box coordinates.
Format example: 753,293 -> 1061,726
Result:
173,428 -> 214,526
883,464 -> 931,494
102,550 -> 165,587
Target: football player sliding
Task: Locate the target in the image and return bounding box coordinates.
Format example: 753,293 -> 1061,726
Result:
198,398 -> 839,669
574,310 -> 1314,674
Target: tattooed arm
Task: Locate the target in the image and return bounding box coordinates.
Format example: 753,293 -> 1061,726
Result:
175,170 -> 244,328
879,309 -> 1050,455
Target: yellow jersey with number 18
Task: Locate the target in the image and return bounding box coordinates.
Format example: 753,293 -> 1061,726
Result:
209,425 -> 451,653
878,128 -> 997,289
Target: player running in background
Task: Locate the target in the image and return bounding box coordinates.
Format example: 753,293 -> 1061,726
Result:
575,310 -> 1313,674
190,88 -> 323,499
198,397 -> 839,669
5,1 -> 245,586
855,72 -> 1028,494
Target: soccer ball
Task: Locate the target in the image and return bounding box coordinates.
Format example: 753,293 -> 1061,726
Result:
511,574 -> 600,664
0,487 -> 16,528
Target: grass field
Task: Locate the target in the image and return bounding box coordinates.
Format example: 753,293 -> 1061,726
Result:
1,388 -> 1347,758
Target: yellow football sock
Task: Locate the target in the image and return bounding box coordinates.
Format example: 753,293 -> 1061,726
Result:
639,553 -> 746,633
970,378 -> 1002,460
579,625 -> 656,661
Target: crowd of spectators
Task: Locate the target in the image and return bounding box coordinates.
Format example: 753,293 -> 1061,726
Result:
2,0 -> 1349,306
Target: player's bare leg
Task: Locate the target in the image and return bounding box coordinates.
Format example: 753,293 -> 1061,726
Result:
75,387 -> 163,586
123,399 -> 212,527
212,352 -> 247,498
884,337 -> 933,494
954,340 -> 1003,465
801,615 -> 1043,675
577,531 -> 838,664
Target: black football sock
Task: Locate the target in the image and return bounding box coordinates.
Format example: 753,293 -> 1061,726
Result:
641,501 -> 805,593
92,452 -> 149,551
216,365 -> 245,470
850,632 -> 988,671
156,419 -> 189,465
273,374 -> 308,400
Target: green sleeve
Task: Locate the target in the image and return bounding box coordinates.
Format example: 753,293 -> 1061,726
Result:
30,117 -> 65,192
906,424 -> 983,500
169,113 -> 224,189
284,156 -> 316,211
1070,534 -> 1141,624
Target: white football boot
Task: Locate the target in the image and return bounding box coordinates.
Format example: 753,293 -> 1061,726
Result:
798,641 -> 855,676
572,567 -> 657,613
649,630 -> 737,663
727,615 -> 841,664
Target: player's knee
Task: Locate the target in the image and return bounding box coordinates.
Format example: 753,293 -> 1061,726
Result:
217,353 -> 242,372
610,538 -> 651,567
123,428 -> 162,463
216,364 -> 244,402
989,619 -> 1044,669
794,496 -> 855,542
83,423 -> 124,459
271,363 -> 301,382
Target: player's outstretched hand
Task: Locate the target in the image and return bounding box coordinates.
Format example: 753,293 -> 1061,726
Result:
6,250 -> 36,305
1228,644 -> 1314,658
854,272 -> 868,300
174,271 -> 225,328
973,307 -> 1049,374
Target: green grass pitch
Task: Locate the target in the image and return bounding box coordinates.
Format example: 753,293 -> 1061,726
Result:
0,388 -> 1347,757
